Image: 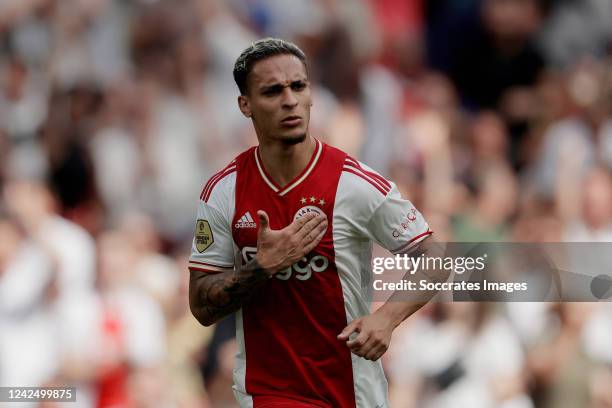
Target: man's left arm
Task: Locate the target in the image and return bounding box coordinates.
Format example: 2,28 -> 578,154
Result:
337,177 -> 449,361
337,237 -> 448,361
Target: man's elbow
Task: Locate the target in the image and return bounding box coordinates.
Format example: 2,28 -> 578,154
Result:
190,307 -> 215,327
189,299 -> 216,327
198,317 -> 216,328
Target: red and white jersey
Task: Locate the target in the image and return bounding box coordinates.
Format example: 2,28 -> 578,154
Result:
189,140 -> 431,408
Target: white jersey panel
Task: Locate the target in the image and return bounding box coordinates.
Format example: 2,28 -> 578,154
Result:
232,309 -> 253,408
188,171 -> 236,271
333,169 -> 390,408
333,161 -> 432,408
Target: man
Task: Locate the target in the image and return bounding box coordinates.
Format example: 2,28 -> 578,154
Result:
189,38 -> 437,408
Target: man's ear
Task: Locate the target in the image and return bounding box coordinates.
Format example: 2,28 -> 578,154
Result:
238,95 -> 252,118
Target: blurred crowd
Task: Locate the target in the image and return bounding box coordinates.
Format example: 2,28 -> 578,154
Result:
1,0 -> 612,407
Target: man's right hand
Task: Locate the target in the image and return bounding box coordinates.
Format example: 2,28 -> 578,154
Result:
255,210 -> 328,275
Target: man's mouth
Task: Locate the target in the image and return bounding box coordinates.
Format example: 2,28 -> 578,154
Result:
281,116 -> 302,127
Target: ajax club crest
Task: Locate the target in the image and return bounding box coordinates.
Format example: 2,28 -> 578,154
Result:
294,195 -> 327,221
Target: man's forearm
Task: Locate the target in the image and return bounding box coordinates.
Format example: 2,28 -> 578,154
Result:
375,299 -> 428,330
375,273 -> 436,329
189,259 -> 269,326
375,238 -> 449,327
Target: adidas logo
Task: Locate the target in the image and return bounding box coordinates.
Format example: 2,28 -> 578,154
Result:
235,212 -> 257,229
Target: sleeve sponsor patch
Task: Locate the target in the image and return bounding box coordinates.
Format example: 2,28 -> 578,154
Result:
195,219 -> 213,252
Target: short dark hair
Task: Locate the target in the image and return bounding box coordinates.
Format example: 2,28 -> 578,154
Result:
233,38 -> 307,95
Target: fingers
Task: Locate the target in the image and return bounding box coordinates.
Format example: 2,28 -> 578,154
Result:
338,319 -> 361,341
295,213 -> 327,241
285,213 -> 327,258
300,221 -> 327,253
289,212 -> 318,233
259,211 -> 327,235
298,215 -> 327,239
364,345 -> 387,361
257,210 -> 270,232
339,319 -> 389,361
256,210 -> 327,272
346,332 -> 375,359
295,214 -> 324,241
347,330 -> 369,349
349,334 -> 388,361
301,232 -> 324,255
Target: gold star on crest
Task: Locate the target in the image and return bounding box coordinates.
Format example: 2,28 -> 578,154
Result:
300,197 -> 307,204
309,196 -> 316,203
319,199 -> 326,206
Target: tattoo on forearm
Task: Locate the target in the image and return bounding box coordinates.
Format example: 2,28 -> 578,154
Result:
191,258 -> 268,324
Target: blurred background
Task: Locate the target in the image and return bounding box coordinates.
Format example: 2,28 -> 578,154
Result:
1,0 -> 612,406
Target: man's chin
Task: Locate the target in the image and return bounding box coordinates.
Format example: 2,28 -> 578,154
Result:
280,133 -> 307,146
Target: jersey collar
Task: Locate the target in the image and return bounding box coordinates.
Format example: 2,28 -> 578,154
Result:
254,139 -> 323,196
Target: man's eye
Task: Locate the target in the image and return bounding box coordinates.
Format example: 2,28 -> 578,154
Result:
292,82 -> 306,91
263,87 -> 281,96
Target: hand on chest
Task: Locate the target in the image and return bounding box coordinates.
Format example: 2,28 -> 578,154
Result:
233,188 -> 335,282
233,188 -> 332,248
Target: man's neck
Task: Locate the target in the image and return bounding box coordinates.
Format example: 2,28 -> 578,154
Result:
258,136 -> 316,188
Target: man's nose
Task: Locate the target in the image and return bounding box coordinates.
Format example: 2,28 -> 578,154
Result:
281,88 -> 298,108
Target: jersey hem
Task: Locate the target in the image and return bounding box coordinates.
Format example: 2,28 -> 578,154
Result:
188,266 -> 223,273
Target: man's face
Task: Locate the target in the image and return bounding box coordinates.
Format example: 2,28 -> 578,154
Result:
238,54 -> 312,145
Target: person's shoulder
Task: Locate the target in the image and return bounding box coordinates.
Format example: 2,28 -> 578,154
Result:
198,147 -> 255,206
199,160 -> 237,204
339,154 -> 393,199
319,142 -> 392,197
233,145 -> 258,165
200,146 -> 258,201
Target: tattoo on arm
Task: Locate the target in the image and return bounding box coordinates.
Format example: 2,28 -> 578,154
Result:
190,259 -> 269,326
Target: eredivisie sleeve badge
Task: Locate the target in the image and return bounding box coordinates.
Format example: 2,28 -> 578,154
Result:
195,219 -> 213,252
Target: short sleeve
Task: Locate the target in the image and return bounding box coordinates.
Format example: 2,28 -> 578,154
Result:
366,184 -> 432,254
188,171 -> 236,273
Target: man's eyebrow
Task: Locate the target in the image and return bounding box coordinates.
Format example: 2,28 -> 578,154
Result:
259,78 -> 308,91
260,83 -> 283,92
